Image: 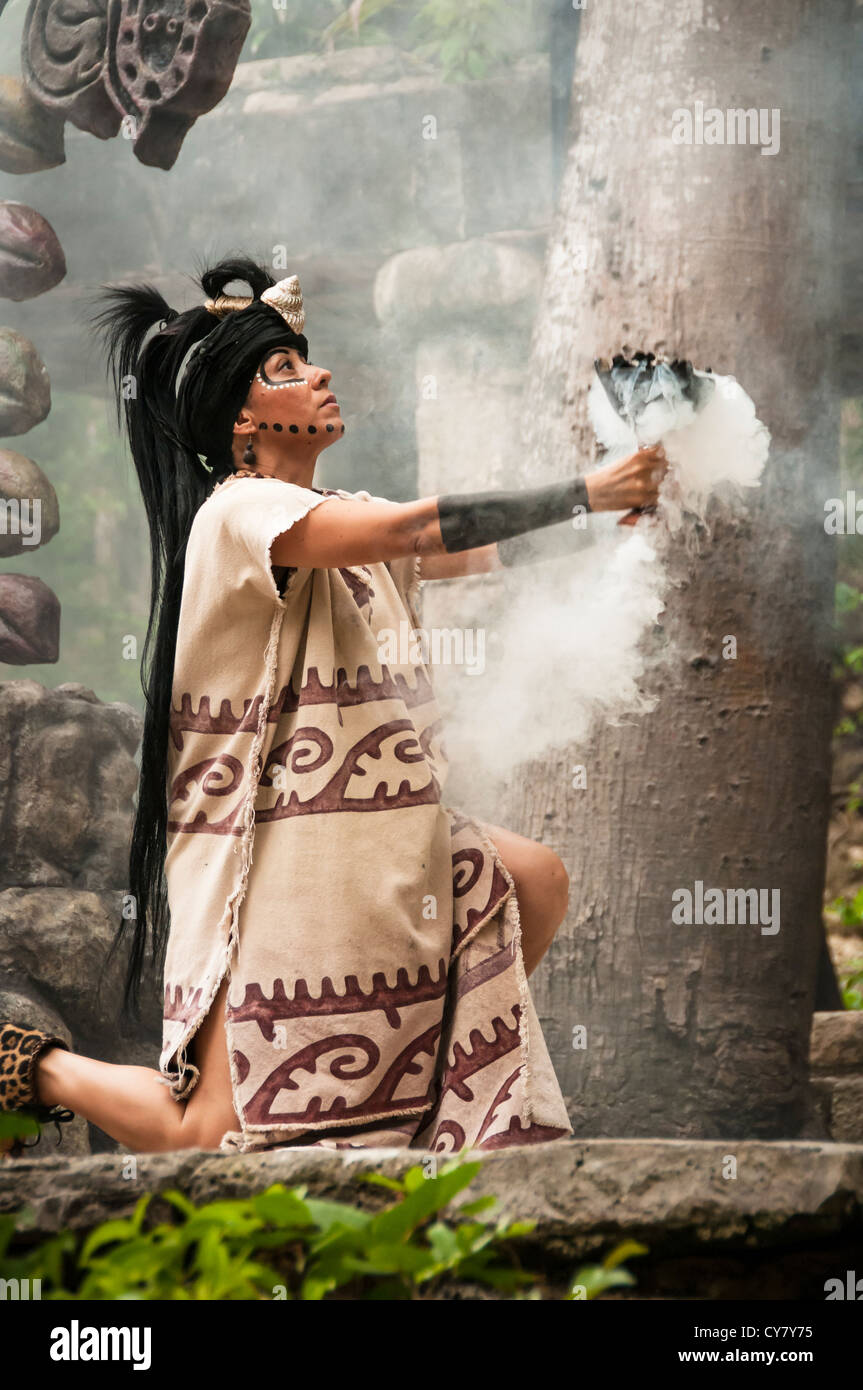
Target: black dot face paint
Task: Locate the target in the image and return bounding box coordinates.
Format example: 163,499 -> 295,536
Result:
260,421 -> 268,429
326,424 -> 334,432
289,424 -> 299,434
273,422 -> 282,432
340,424 -> 345,434
308,426 -> 316,434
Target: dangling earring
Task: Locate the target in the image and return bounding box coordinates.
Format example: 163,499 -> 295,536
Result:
242,432 -> 257,469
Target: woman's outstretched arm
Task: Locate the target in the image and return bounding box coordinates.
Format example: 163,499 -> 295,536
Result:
270,444 -> 666,572
417,517 -> 599,580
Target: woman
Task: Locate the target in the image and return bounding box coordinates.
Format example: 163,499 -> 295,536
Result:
0,255 -> 665,1156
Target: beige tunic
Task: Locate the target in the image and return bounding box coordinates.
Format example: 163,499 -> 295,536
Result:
159,474 -> 573,1153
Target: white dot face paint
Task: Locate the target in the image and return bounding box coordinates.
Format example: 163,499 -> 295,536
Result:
255,370 -> 308,390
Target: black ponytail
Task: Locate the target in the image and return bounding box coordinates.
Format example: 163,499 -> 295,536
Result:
87,254 -> 280,1021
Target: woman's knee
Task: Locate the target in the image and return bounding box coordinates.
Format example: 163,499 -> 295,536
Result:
178,1099 -> 235,1151
534,845 -> 570,921
186,1117 -> 232,1151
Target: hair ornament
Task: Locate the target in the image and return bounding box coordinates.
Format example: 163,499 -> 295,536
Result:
203,274 -> 305,335
260,275 -> 305,333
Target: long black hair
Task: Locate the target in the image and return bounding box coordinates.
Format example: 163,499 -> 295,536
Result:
88,253 -> 296,1021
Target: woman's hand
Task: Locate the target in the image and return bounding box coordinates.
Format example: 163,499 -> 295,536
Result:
584,444 -> 668,517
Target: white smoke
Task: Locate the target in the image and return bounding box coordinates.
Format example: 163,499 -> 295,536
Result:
441,369 -> 771,779
588,368 -> 770,530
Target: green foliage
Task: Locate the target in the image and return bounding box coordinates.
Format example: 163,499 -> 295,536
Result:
407,0 -> 519,82
1,1155 -> 645,1299
842,644 -> 863,675
825,892 -> 863,1008
845,779 -> 863,816
0,1111 -> 41,1145
838,955 -> 863,1010
242,0 -> 544,81
0,1155 -> 579,1301
243,0 -> 348,59
827,889 -> 863,930
320,0 -> 417,51
835,581 -> 863,615
566,1239 -> 648,1300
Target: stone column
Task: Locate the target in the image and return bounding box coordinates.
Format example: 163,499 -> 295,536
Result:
374,231 -> 547,819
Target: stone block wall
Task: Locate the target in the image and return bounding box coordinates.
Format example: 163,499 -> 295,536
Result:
809,1011 -> 863,1143
0,680 -> 161,1156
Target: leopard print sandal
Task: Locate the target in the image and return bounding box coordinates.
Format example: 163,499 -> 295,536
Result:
0,1022 -> 75,1156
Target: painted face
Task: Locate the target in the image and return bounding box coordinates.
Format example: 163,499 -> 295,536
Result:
250,345 -> 344,440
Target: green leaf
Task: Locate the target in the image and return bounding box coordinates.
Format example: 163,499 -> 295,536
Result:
339,1241 -> 432,1276
425,1222 -> 461,1263
370,1160 -> 483,1243
568,1264 -> 638,1299
299,1270 -> 340,1301
836,581 -> 863,612
457,1194 -> 498,1216
252,1184 -> 315,1227
160,1189 -> 197,1219
357,1172 -> 406,1193
602,1239 -> 649,1269
80,1197 -> 152,1264
498,1218 -> 537,1237
401,1165 -> 429,1193
303,1198 -> 371,1233
0,1111 -> 41,1141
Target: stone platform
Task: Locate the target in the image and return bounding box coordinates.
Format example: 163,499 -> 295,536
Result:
2,1139 -> 861,1299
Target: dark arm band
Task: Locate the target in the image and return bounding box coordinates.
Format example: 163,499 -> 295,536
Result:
435,476 -> 591,553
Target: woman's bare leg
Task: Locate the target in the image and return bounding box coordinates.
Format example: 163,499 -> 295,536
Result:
480,822 -> 570,976
11,829 -> 567,1154
29,977 -> 240,1153
177,975 -> 242,1146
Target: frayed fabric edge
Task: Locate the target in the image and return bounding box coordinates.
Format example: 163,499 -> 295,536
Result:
157,604 -> 285,1105
456,809 -> 536,1127
157,492 -> 338,1117
218,1101 -> 434,1154
156,1061 -> 199,1102
407,552 -> 424,619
